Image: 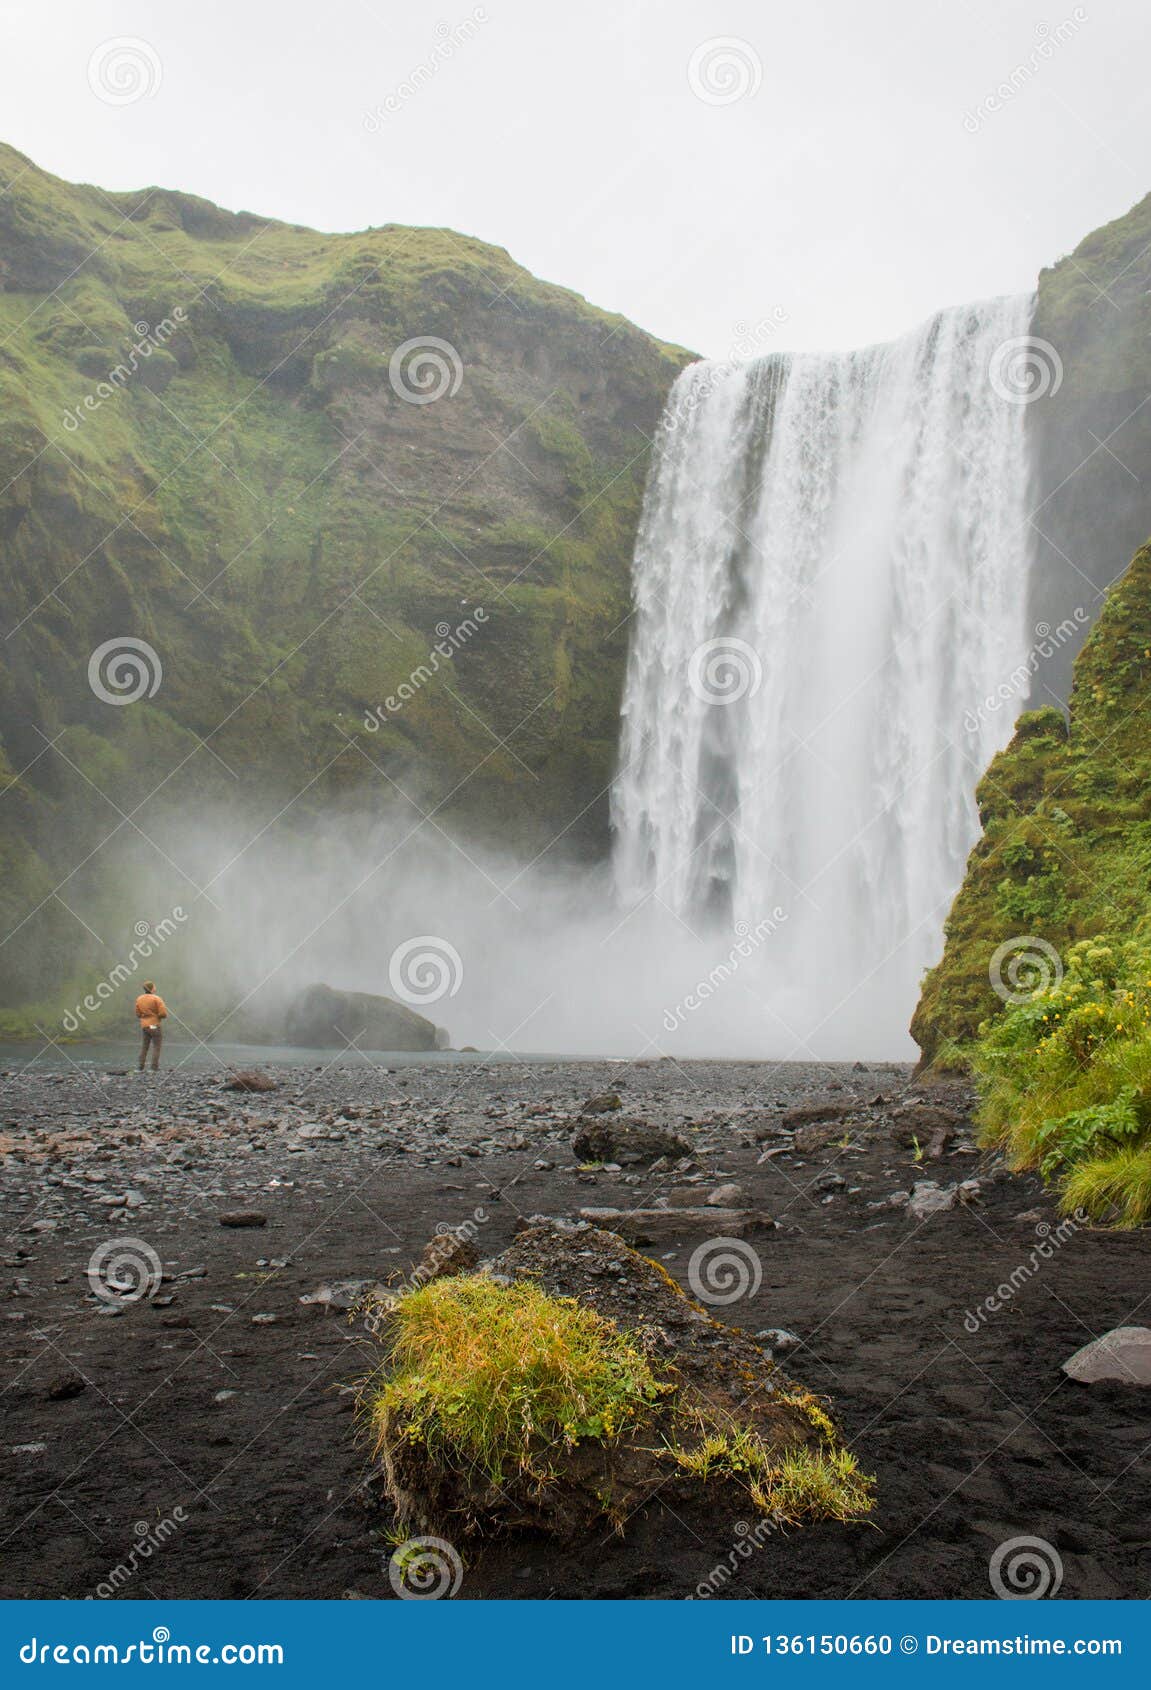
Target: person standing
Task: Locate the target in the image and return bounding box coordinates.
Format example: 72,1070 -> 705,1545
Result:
135,981 -> 168,1071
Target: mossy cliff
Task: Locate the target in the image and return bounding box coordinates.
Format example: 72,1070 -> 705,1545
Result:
913,541 -> 1151,1065
1028,190 -> 1151,701
0,143 -> 691,1012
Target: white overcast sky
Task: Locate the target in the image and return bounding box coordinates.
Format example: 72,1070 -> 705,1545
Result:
1,0 -> 1148,355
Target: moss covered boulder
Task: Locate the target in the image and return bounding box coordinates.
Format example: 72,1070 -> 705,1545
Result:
365,1221 -> 873,1540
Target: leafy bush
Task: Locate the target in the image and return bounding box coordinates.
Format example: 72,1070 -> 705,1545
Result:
972,932 -> 1151,1225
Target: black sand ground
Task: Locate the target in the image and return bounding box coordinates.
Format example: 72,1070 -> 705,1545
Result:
1,1056 -> 1147,1600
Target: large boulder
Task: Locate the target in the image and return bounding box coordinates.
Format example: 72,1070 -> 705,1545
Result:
1062,1327 -> 1151,1385
571,1116 -> 692,1165
284,983 -> 440,1052
369,1221 -> 873,1541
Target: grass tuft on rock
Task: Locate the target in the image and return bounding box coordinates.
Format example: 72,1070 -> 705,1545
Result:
666,1420 -> 873,1524
367,1275 -> 668,1484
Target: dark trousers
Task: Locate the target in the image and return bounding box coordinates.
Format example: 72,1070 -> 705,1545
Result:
139,1026 -> 163,1070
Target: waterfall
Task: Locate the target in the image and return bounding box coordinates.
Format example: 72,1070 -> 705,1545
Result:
611,296 -> 1036,1054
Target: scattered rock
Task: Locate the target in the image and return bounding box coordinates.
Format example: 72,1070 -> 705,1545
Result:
782,1100 -> 851,1132
581,1093 -> 623,1114
571,1118 -> 692,1167
906,1181 -> 957,1221
45,1372 -> 86,1401
222,1071 -> 279,1094
577,1206 -> 773,1244
793,1122 -> 847,1154
219,1211 -> 268,1229
707,1183 -> 745,1206
1062,1327 -> 1151,1386
755,1328 -> 802,1354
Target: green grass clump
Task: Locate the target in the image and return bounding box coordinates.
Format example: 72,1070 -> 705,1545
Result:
667,1419 -> 873,1524
1062,1143 -> 1151,1229
971,932 -> 1151,1226
367,1275 -> 668,1483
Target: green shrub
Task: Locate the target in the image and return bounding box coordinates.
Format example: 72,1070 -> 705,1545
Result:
972,930 -> 1151,1225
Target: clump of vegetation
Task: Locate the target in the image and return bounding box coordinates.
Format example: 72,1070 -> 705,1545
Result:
367,1275 -> 669,1485
972,933 -> 1151,1226
667,1415 -> 873,1523
365,1268 -> 875,1535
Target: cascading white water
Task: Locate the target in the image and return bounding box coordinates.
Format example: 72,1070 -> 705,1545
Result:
612,296 -> 1036,1054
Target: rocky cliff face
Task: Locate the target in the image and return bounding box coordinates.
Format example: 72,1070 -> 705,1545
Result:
0,144 -> 691,1016
1027,190 -> 1151,700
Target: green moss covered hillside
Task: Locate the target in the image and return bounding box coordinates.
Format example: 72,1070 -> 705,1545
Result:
0,143 -> 692,1010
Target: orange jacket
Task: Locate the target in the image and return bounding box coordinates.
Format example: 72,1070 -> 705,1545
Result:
135,992 -> 168,1029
